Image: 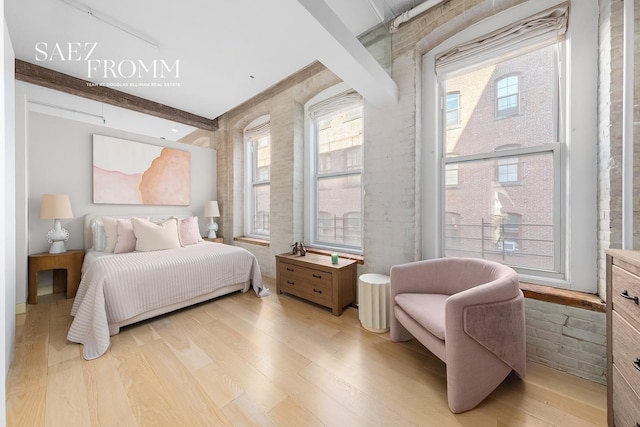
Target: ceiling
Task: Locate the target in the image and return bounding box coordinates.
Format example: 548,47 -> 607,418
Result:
5,0 -> 427,122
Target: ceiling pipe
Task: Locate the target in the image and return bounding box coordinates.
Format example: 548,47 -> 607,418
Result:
622,0 -> 634,250
389,0 -> 445,33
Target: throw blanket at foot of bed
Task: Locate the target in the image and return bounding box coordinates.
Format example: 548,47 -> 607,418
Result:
68,243 -> 269,360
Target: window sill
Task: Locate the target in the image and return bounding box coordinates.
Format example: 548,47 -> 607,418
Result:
305,247 -> 364,265
520,282 -> 604,313
233,236 -> 270,247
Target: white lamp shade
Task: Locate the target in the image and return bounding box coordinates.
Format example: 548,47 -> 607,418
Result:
204,201 -> 220,218
39,194 -> 73,219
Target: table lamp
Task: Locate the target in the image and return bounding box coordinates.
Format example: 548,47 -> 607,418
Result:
39,194 -> 73,254
204,201 -> 220,238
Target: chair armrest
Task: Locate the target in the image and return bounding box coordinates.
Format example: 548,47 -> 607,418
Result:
445,274 -> 520,333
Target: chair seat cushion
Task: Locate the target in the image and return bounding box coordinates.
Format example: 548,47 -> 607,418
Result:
394,293 -> 448,340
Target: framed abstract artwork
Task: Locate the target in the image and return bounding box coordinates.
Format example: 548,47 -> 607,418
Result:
93,135 -> 190,205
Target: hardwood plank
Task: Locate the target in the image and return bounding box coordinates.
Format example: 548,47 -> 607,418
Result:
81,353 -> 138,427
44,359 -> 91,427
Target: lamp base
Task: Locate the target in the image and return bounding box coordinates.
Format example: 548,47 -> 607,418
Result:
207,219 -> 218,238
49,241 -> 67,254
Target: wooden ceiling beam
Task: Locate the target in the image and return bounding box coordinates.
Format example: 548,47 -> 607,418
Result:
15,59 -> 218,131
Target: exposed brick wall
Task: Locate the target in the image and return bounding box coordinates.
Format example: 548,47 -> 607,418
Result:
525,299 -> 606,384
211,0 -> 634,385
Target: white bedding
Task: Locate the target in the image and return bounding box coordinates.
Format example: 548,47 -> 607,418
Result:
68,242 -> 269,360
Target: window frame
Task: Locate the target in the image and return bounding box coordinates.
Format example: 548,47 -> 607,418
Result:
244,116 -> 271,240
304,83 -> 364,253
422,0 -> 598,292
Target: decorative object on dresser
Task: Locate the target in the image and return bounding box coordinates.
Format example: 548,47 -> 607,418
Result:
39,193 -> 73,254
28,249 -> 84,304
606,250 -> 640,427
204,200 -> 220,238
276,252 -> 356,316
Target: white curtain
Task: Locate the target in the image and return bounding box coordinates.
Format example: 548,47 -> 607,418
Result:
435,3 -> 569,77
308,90 -> 362,119
244,120 -> 270,140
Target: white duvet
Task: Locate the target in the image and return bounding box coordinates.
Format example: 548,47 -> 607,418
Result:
68,242 -> 268,360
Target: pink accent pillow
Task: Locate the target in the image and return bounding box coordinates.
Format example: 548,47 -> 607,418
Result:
177,216 -> 203,246
113,219 -> 137,253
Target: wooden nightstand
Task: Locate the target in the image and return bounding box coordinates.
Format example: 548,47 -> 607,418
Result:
203,237 -> 223,243
28,250 -> 84,304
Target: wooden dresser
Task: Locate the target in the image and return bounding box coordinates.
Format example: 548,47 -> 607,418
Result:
276,252 -> 357,316
606,250 -> 640,427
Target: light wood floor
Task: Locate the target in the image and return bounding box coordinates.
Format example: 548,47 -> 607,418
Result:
7,277 -> 606,426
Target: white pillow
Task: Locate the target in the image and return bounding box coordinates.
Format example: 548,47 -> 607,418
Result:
92,219 -> 106,251
101,217 -> 118,253
132,217 -> 182,252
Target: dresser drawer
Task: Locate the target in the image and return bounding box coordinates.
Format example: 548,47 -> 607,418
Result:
612,366 -> 640,427
278,262 -> 333,307
278,262 -> 333,288
612,311 -> 640,395
612,265 -> 640,332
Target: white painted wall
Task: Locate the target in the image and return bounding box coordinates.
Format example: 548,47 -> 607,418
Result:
15,99 -> 217,303
2,14 -> 15,426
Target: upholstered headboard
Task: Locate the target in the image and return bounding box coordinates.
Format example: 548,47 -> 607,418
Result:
83,213 -> 195,250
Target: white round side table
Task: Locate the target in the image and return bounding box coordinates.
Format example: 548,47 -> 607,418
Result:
358,273 -> 391,333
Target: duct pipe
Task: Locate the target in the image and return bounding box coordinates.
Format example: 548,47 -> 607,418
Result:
389,0 -> 444,33
622,0 -> 634,250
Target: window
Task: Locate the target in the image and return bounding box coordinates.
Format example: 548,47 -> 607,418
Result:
446,91 -> 461,127
244,116 -> 270,238
423,1 -> 598,292
496,74 -> 520,117
445,164 -> 458,186
305,86 -> 363,252
442,46 -> 557,274
497,157 -> 519,183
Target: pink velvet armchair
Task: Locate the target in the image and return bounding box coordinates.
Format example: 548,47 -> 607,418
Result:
390,257 -> 526,413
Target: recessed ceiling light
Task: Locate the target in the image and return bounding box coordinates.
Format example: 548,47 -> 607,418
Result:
171,128 -> 179,132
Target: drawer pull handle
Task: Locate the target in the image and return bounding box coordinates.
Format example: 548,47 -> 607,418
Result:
286,267 -> 294,272
313,288 -> 322,294
621,290 -> 639,305
287,281 -> 295,285
634,358 -> 640,372
312,274 -> 322,279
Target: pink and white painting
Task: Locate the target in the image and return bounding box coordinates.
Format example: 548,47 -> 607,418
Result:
93,135 -> 190,205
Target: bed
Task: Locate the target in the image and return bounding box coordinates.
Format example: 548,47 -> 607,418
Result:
67,213 -> 269,360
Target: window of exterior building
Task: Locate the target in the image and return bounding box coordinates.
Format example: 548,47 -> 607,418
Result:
496,74 -> 520,117
423,1 -> 598,292
445,164 -> 459,186
497,157 -> 519,183
244,116 -> 270,239
305,87 -> 363,252
446,91 -> 461,128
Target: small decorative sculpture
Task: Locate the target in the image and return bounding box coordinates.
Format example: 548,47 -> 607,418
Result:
291,242 -> 306,256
